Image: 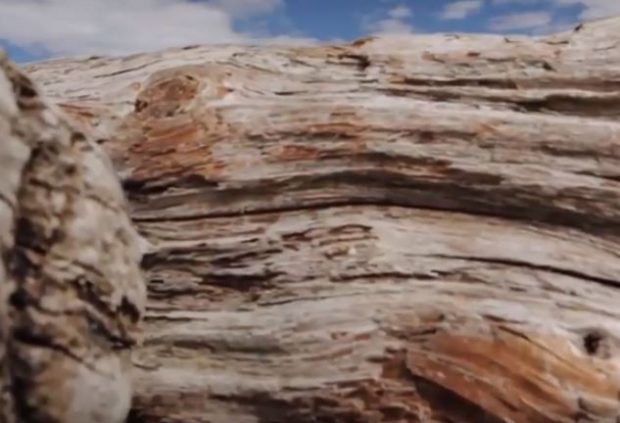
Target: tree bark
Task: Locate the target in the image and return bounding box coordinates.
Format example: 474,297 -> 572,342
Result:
12,14 -> 620,422
0,54 -> 145,423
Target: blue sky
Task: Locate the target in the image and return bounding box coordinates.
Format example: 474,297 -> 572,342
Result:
0,0 -> 618,63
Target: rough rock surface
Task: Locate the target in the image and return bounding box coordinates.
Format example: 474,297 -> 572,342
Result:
0,54 -> 145,422
6,14 -> 620,423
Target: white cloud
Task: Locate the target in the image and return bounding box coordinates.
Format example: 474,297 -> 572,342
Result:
491,0 -> 539,4
487,0 -> 620,34
363,4 -> 414,34
0,0 -> 301,57
492,0 -> 620,19
441,0 -> 484,19
552,0 -> 620,19
388,5 -> 412,19
206,0 -> 283,17
488,11 -> 553,30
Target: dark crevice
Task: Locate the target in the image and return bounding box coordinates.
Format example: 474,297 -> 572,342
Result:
378,86 -> 620,119
123,159 -> 620,238
575,171 -> 620,183
130,171 -> 620,238
134,98 -> 149,112
14,219 -> 49,254
8,287 -> 36,310
132,195 -> 620,237
0,191 -> 16,213
200,271 -> 282,292
428,254 -> 620,290
120,296 -> 142,323
122,172 -> 220,196
583,331 -> 604,356
8,281 -> 135,352
515,95 -> 620,117
17,83 -> 38,99
209,248 -> 283,267
93,62 -> 153,79
400,76 -> 620,92
334,53 -> 371,71
402,76 -> 518,90
331,271 -> 413,282
123,149 -> 472,197
71,277 -> 117,318
143,249 -> 283,292
126,409 -> 157,423
84,313 -> 135,350
9,72 -> 39,102
10,327 -> 98,373
9,248 -> 37,282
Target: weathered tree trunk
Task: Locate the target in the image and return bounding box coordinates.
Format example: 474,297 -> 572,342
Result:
9,14 -> 620,423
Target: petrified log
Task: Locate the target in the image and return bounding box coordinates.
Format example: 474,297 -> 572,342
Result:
11,14 -> 620,423
0,54 -> 145,422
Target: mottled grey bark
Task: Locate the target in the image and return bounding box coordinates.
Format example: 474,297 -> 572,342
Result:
0,54 -> 145,423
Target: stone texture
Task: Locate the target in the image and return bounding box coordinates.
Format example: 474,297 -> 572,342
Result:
6,13 -> 620,423
0,54 -> 145,422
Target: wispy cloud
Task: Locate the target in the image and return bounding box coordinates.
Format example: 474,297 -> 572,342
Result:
491,0 -> 540,4
363,4 -> 415,34
488,11 -> 553,31
492,0 -> 620,19
552,0 -> 620,19
206,0 -> 283,17
388,5 -> 412,19
441,0 -> 484,19
0,0 -> 304,57
3,0 -> 620,61
487,0 -> 619,33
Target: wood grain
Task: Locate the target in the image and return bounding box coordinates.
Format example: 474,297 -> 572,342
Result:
19,15 -> 620,422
